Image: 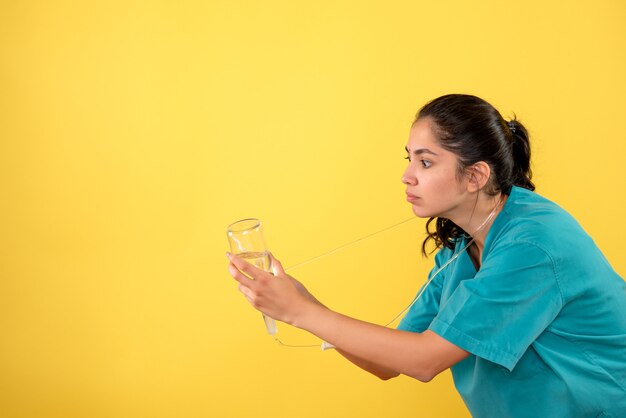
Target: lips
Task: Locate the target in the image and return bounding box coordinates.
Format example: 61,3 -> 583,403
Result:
406,193 -> 419,202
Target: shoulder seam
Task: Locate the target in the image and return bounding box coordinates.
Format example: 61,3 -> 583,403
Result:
514,240 -> 565,307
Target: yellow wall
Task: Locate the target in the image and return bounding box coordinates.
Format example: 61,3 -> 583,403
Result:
1,1 -> 624,417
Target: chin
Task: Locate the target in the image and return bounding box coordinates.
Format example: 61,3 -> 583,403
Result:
411,205 -> 434,219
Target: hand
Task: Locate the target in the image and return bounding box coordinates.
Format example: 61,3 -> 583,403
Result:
226,252 -> 320,325
274,255 -> 326,308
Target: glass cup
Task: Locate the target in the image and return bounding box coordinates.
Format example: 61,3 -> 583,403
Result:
226,218 -> 277,336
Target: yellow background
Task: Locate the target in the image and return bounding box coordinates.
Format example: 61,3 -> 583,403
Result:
1,1 -> 625,417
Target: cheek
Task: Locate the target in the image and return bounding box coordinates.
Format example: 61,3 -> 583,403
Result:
420,169 -> 458,189
418,172 -> 464,206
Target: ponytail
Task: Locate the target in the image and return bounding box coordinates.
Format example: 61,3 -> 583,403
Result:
507,119 -> 535,191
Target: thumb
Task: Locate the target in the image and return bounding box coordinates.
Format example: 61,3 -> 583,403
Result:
269,252 -> 286,276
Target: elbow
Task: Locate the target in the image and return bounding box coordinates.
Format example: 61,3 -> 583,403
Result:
415,372 -> 435,383
407,366 -> 437,383
377,371 -> 400,381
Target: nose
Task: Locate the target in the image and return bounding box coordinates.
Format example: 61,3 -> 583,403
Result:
401,165 -> 417,186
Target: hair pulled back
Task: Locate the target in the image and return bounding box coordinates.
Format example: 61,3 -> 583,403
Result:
416,94 -> 535,255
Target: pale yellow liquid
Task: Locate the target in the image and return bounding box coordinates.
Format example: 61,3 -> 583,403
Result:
238,251 -> 272,273
236,251 -> 276,334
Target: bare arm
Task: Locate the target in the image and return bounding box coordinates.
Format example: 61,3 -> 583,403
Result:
335,348 -> 400,380
227,252 -> 469,382
294,304 -> 469,382
283,260 -> 401,379
289,271 -> 399,379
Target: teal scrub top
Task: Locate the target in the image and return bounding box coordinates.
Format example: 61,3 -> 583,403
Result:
398,186 -> 626,417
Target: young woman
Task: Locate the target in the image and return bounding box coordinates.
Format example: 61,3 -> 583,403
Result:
226,94 -> 626,417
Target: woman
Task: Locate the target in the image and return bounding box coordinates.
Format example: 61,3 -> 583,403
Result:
226,94 -> 626,417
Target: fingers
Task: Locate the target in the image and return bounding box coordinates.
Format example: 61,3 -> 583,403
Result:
269,252 -> 286,276
227,261 -> 257,289
226,253 -> 265,292
226,252 -> 268,281
238,284 -> 263,310
238,284 -> 254,301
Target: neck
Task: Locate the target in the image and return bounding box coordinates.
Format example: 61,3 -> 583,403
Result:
449,191 -> 506,251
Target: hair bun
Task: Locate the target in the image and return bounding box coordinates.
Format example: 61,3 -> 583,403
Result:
507,120 -> 517,134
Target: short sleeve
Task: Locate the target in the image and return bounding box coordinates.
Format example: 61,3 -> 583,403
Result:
428,240 -> 564,371
397,248 -> 452,333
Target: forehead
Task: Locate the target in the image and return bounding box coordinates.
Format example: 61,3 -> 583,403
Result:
405,118 -> 442,151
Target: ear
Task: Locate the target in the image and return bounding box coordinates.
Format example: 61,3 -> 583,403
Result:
465,162 -> 491,193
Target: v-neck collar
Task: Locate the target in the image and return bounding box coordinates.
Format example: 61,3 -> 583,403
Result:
458,186 -> 517,273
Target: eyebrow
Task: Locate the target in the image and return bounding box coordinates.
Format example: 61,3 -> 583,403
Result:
405,146 -> 439,156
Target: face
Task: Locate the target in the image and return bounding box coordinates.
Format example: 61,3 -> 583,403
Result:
402,118 -> 470,219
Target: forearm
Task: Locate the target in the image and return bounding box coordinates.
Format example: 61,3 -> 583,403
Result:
335,348 -> 400,380
305,299 -> 400,380
301,291 -> 398,379
292,303 -> 436,382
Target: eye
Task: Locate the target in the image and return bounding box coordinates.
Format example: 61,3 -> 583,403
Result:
421,160 -> 432,168
404,156 -> 410,161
